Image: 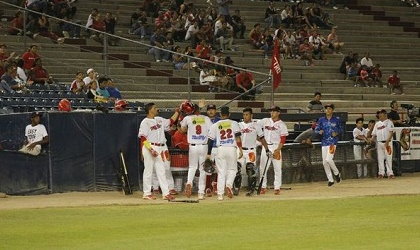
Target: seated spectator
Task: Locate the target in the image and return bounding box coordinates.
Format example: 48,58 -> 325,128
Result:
356,65 -> 373,87
280,5 -> 293,28
83,68 -> 98,90
371,64 -> 382,86
16,59 -> 31,85
0,44 -> 17,76
299,38 -> 314,66
326,27 -> 344,54
173,46 -> 196,70
132,11 -> 152,39
265,1 -> 280,28
196,40 -> 212,60
85,8 -> 99,30
249,23 -> 264,49
29,58 -> 53,85
22,45 -> 40,71
339,51 -> 353,74
86,78 -> 107,102
282,30 -> 296,59
235,69 -> 256,100
309,3 -> 332,29
8,11 -> 25,35
309,31 -> 326,60
0,64 -> 26,93
360,52 -> 373,71
185,22 -> 199,42
105,78 -> 122,99
261,28 -> 274,59
307,92 -> 323,112
96,77 -> 111,98
215,22 -> 234,51
388,70 -> 404,95
36,15 -> 65,43
149,28 -> 171,62
231,9 -> 246,39
70,71 -> 85,94
347,62 -> 358,82
169,12 -> 186,42
60,16 -> 82,38
105,11 -> 119,46
18,112 -> 49,156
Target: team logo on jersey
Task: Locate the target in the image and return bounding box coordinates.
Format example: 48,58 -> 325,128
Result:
241,127 -> 253,133
218,121 -> 231,130
264,126 -> 277,131
150,124 -> 162,130
192,117 -> 205,125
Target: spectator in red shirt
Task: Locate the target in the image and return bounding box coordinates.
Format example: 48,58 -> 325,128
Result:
388,70 -> 404,95
236,69 -> 256,100
29,58 -> 52,85
249,23 -> 264,49
371,64 -> 382,86
8,11 -> 25,35
357,65 -> 372,87
22,45 -> 40,71
0,44 -> 17,77
196,40 -> 212,60
299,38 -> 314,66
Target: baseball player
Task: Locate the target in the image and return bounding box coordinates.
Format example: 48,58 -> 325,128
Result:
234,108 -> 271,195
207,106 -> 243,201
205,104 -> 220,196
180,104 -> 212,200
258,106 -> 288,195
371,109 -> 395,178
315,104 -> 342,187
353,118 -> 368,178
19,112 -> 49,156
138,102 -> 180,200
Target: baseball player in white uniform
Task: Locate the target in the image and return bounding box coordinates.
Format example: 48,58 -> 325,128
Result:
258,106 -> 288,195
371,109 -> 395,178
207,106 -> 243,201
138,102 -> 180,200
235,108 -> 271,195
353,118 -> 368,178
19,112 -> 49,156
181,104 -> 212,200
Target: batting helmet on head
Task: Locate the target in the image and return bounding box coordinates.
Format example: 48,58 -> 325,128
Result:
58,99 -> 71,112
180,100 -> 194,115
115,99 -> 128,111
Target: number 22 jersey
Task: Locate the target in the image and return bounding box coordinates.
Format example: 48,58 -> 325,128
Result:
208,119 -> 240,147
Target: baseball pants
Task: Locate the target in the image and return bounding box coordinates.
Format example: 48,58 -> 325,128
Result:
142,145 -> 170,197
238,148 -> 257,186
322,145 -> 339,182
377,142 -> 393,176
187,144 -> 207,194
215,146 -> 237,195
354,145 -> 367,178
260,144 -> 283,190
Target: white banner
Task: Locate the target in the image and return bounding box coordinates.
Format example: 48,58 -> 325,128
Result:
393,127 -> 420,160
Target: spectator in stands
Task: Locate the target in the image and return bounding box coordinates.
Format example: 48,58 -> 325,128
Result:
236,69 -> 256,100
0,44 -> 17,77
86,8 -> 99,30
299,38 -> 314,66
173,46 -> 197,70
327,27 -> 344,54
16,59 -> 31,85
265,1 -> 280,28
309,3 -> 332,29
19,112 -> 49,156
261,28 -> 274,59
170,12 -> 186,42
388,70 -> 403,95
231,10 -> 246,39
104,11 -> 119,46
70,71 -> 85,94
8,11 -> 25,35
309,30 -> 326,60
29,58 -> 53,85
22,45 -> 40,71
36,15 -> 65,43
360,52 -> 373,71
389,100 -> 405,127
106,78 -> 122,99
339,51 -> 353,75
282,30 -> 296,59
353,118 -> 368,178
143,0 -> 161,18
249,23 -> 264,49
132,11 -> 151,39
371,64 -> 382,86
0,64 -> 26,93
216,0 -> 232,21
196,40 -> 212,60
130,8 -> 143,27
307,92 -> 323,112
185,21 -> 199,42
357,65 -> 373,87
149,28 -> 171,62
280,5 -> 293,28
347,62 -> 358,83
60,16 -> 82,38
83,68 -> 98,91
215,22 -> 234,51
96,77 -> 111,98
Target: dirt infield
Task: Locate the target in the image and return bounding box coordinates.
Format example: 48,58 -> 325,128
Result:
1,173 -> 420,210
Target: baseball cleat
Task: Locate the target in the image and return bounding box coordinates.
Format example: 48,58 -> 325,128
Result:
274,189 -> 281,195
225,187 -> 233,198
328,181 -> 335,187
217,194 -> 224,201
184,183 -> 192,198
169,189 -> 178,195
388,175 -> 395,179
164,194 -> 175,201
260,188 -> 267,194
377,174 -> 384,179
334,173 -> 341,183
205,188 -> 213,197
246,192 -> 253,197
211,182 -> 217,194
143,195 -> 157,200
198,193 -> 205,200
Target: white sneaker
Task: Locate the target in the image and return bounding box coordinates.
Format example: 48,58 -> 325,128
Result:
217,194 -> 223,201
198,193 -> 205,200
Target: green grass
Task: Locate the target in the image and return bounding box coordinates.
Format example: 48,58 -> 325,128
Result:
1,195 -> 420,250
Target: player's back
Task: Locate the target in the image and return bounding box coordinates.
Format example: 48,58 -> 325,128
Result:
210,119 -> 240,147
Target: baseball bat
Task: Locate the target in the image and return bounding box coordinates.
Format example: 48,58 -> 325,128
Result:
120,150 -> 133,195
257,155 -> 270,195
168,199 -> 199,203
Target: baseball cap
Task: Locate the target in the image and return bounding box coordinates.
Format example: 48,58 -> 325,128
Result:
86,68 -> 95,74
220,106 -> 230,115
31,111 -> 42,118
324,103 -> 335,109
207,104 -> 216,110
270,106 -> 281,112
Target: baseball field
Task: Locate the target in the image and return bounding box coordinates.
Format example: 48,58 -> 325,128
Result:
2,174 -> 420,250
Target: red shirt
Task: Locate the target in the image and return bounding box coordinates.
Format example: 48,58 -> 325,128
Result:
171,130 -> 189,150
92,20 -> 105,31
22,51 -> 40,70
30,66 -> 49,81
196,45 -> 211,59
360,69 -> 368,80
388,75 -> 400,86
236,72 -> 254,89
0,53 -> 7,76
8,17 -> 24,33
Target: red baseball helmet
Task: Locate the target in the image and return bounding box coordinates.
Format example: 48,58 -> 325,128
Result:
115,99 -> 128,111
180,100 -> 194,115
58,98 -> 71,112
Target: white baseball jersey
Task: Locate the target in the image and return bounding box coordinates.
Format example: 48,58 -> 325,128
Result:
138,117 -> 171,143
372,119 -> 394,142
208,119 -> 240,147
180,115 -> 212,144
239,121 -> 264,148
25,124 -> 48,144
353,127 -> 368,142
258,118 -> 289,144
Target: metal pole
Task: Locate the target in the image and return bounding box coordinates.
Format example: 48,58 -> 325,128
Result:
271,76 -> 274,106
103,34 -> 108,76
187,57 -> 191,101
23,6 -> 27,50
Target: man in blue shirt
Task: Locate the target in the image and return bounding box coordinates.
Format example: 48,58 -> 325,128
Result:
315,104 -> 342,186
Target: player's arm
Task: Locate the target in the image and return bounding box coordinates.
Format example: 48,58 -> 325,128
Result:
140,136 -> 158,157
27,135 -> 49,150
179,116 -> 188,133
207,138 -> 214,159
385,124 -> 395,147
235,131 -> 243,159
169,108 -> 180,125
